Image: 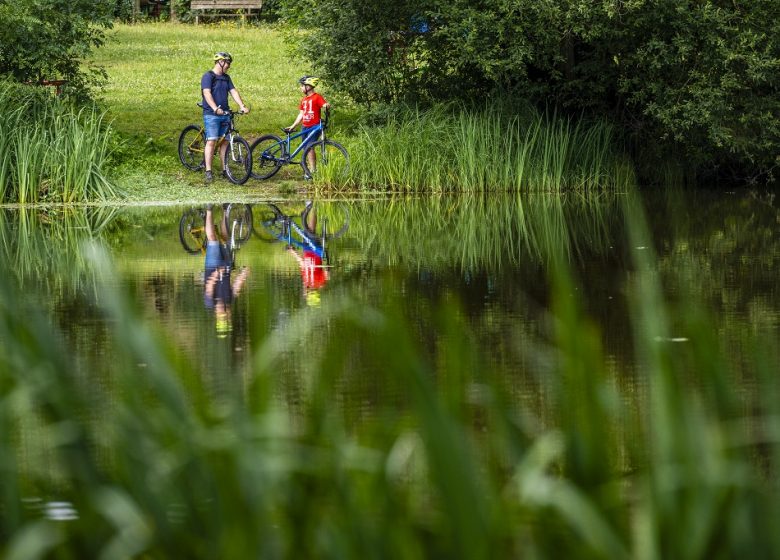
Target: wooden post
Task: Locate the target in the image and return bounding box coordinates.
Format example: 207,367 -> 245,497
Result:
133,0 -> 141,21
170,0 -> 177,21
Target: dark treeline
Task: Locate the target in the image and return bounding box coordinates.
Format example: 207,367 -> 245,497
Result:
282,0 -> 780,185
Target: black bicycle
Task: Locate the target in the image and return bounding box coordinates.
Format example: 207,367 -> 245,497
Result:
178,105 -> 253,185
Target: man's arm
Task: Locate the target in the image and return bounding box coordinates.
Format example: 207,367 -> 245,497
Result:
232,266 -> 249,296
202,89 -> 224,115
229,88 -> 249,113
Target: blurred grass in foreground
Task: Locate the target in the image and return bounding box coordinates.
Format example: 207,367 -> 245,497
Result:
0,198 -> 779,559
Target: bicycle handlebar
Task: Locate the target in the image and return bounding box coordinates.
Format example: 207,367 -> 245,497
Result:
195,101 -> 247,116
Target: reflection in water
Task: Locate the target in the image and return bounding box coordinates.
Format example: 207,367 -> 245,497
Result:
0,206 -> 118,292
202,205 -> 250,337
345,192 -> 623,270
0,191 -> 778,553
254,201 -> 348,307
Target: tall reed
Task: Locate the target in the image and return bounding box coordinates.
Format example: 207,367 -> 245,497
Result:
0,199 -> 777,557
334,104 -> 635,193
0,80 -> 117,203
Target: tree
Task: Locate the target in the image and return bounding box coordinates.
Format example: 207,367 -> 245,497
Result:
282,0 -> 780,182
0,0 -> 114,98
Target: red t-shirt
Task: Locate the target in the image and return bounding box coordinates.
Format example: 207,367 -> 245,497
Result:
299,92 -> 327,127
301,251 -> 328,289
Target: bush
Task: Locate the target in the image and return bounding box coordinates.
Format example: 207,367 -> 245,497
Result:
281,0 -> 780,183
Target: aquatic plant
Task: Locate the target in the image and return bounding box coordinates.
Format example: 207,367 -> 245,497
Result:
0,80 -> 118,203
332,105 -> 634,192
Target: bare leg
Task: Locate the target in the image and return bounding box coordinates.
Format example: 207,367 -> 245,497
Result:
219,140 -> 228,172
204,139 -> 217,172
306,149 -> 316,175
206,208 -> 218,241
220,210 -> 229,240
306,204 -> 317,232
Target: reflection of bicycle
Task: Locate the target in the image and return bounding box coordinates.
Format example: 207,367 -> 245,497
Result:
250,109 -> 349,181
178,204 -> 253,260
177,105 -> 253,185
256,201 -> 349,263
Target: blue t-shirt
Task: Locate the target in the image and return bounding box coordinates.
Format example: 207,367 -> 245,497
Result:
201,71 -> 235,116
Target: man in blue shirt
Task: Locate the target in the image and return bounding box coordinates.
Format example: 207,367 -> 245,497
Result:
201,52 -> 250,182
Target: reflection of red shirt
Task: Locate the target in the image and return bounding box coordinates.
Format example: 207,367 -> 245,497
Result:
300,92 -> 327,127
301,251 -> 327,289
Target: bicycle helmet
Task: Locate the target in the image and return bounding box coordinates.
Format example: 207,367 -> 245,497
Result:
213,52 -> 233,63
299,76 -> 320,88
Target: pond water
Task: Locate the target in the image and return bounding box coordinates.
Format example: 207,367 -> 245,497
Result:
1,188 -> 779,531
2,190 -> 778,401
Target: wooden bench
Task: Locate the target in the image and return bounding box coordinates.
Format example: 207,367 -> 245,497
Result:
190,0 -> 263,24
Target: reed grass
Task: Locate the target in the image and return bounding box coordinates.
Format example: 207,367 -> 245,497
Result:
0,80 -> 118,204
332,105 -> 635,193
0,207 -> 119,296
0,197 -> 778,557
341,193 -> 620,269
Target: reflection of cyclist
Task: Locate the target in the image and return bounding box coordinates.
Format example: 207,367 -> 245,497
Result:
204,205 -> 249,336
286,202 -> 329,305
284,76 -> 329,180
201,52 -> 250,183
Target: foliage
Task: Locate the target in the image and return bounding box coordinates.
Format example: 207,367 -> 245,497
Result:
0,0 -> 114,100
0,80 -> 118,203
281,0 -> 780,183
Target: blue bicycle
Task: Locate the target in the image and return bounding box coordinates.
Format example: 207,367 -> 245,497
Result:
255,201 -> 349,263
249,109 -> 349,181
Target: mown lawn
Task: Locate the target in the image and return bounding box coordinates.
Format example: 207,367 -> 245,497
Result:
92,22 -> 356,201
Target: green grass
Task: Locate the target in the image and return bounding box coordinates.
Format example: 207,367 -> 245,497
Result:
92,22 -> 360,200
92,23 -> 635,198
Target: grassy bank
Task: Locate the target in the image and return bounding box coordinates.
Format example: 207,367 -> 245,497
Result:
93,22 -> 334,201
95,23 -> 634,198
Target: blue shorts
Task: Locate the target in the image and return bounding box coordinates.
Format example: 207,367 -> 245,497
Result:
205,240 -> 230,269
301,125 -> 322,147
203,114 -> 230,141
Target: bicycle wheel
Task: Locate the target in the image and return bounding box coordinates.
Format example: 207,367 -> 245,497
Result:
178,125 -> 205,171
224,135 -> 252,185
255,203 -> 287,243
226,203 -> 253,244
179,208 -> 207,254
302,201 -> 350,240
302,140 -> 349,181
250,134 -> 285,180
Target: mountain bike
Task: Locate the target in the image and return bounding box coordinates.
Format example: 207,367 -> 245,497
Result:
178,204 -> 253,260
255,201 -> 349,263
250,109 -> 349,181
177,105 -> 253,185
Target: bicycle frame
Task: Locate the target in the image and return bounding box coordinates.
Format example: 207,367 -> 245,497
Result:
258,204 -> 327,259
277,123 -> 324,164
282,218 -> 326,259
